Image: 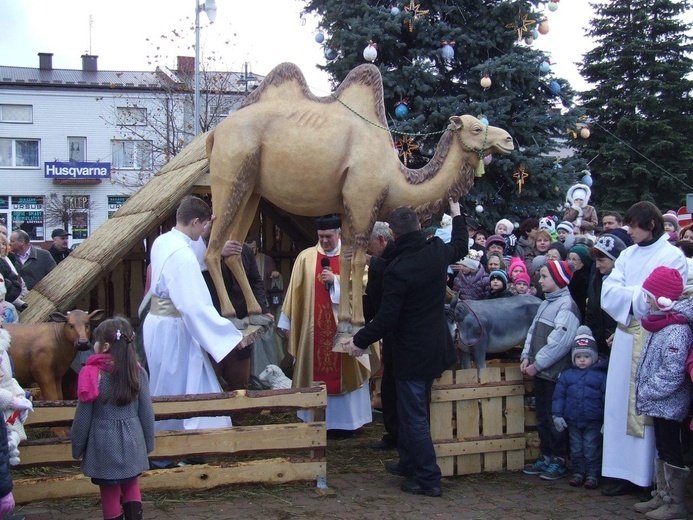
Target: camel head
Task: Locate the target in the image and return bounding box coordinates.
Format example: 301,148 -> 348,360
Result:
448,115 -> 514,176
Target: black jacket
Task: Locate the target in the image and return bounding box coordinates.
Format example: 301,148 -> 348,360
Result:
0,416 -> 11,498
204,243 -> 269,318
363,240 -> 396,364
354,215 -> 468,380
0,258 -> 21,303
584,264 -> 616,356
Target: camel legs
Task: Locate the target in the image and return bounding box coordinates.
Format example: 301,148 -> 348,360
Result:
223,194 -> 272,327
206,157 -> 256,320
336,226 -> 354,335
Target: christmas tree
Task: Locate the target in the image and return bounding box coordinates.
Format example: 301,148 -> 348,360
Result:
577,0 -> 693,213
302,0 -> 586,227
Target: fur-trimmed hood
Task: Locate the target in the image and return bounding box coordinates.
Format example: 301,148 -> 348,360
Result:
0,328 -> 10,354
566,183 -> 592,205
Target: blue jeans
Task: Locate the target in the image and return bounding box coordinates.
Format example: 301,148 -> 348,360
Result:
568,421 -> 602,478
396,378 -> 441,490
534,377 -> 568,459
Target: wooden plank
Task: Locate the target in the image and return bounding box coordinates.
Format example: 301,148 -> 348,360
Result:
503,367 -> 527,471
13,459 -> 325,504
454,369 -> 481,476
430,370 -> 454,476
479,368 -> 503,471
19,423 -> 325,467
25,386 -> 326,427
434,435 -> 526,457
430,384 -> 524,403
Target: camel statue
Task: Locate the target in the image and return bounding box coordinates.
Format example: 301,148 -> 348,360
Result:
205,62 -> 514,338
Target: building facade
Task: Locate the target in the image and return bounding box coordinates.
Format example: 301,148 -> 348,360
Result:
0,53 -> 255,245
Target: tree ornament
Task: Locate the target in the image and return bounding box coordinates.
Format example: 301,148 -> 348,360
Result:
395,136 -> 419,166
480,74 -> 492,89
478,114 -> 489,125
513,165 -> 529,195
581,170 -> 593,187
538,19 -> 550,35
580,127 -> 591,139
394,100 -> 409,119
548,80 -> 561,95
324,46 -> 337,61
532,29 -> 540,39
476,204 -> 484,214
548,1 -> 559,12
539,60 -> 551,73
441,41 -> 455,61
363,41 -> 378,62
315,32 -> 325,44
403,0 -> 429,33
524,35 -> 535,45
506,8 -> 537,41
390,5 -> 401,15
483,154 -> 493,165
553,157 -> 562,170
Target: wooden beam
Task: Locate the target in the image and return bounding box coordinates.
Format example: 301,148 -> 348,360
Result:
434,435 -> 526,457
19,423 -> 326,466
430,384 -> 524,402
13,459 -> 326,504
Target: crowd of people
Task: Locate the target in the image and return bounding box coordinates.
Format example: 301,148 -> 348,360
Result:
440,186 -> 692,519
4,186 -> 693,518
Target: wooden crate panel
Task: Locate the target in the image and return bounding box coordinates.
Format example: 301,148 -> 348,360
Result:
430,367 -> 525,476
15,385 -> 327,503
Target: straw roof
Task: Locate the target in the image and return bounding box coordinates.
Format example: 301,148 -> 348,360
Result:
20,132 -> 210,324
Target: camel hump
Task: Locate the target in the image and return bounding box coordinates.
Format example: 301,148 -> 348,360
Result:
241,62 -> 314,108
333,64 -> 387,127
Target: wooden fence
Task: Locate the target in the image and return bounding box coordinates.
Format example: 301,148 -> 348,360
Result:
431,366 -> 526,476
13,385 -> 327,504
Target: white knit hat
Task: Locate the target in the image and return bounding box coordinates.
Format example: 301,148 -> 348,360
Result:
572,326 -> 598,365
459,250 -> 483,272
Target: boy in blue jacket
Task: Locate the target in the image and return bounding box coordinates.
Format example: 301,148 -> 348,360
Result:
552,326 -> 607,490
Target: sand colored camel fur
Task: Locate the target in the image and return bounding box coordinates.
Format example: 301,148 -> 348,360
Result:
205,62 -> 513,337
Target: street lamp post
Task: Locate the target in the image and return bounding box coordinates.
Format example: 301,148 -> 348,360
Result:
194,0 -> 217,136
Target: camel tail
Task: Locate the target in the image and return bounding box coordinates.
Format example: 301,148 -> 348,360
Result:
206,129 -> 215,159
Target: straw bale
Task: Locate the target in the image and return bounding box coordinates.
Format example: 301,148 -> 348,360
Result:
154,132 -> 209,177
19,292 -> 60,324
71,212 -> 157,264
116,162 -> 206,219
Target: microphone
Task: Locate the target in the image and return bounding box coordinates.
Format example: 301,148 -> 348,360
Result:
321,258 -> 332,291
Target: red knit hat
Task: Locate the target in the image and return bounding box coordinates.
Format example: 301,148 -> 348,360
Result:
545,260 -> 573,288
514,272 -> 531,286
642,266 -> 684,311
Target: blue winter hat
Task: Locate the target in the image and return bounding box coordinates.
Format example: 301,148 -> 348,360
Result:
489,270 -> 509,290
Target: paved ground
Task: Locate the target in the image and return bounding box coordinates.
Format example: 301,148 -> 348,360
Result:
14,421 -> 693,519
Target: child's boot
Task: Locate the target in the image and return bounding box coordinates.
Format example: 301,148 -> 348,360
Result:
122,501 -> 143,520
645,463 -> 689,520
635,458 -> 665,512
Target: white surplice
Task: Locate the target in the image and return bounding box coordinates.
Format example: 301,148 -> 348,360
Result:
601,233 -> 687,486
143,228 -> 243,431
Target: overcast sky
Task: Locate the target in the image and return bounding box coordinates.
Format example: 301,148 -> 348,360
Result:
0,1 -> 595,93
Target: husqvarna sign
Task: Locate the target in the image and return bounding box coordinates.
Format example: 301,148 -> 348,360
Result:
44,162 -> 111,179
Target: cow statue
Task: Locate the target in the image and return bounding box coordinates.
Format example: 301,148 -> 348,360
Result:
5,309 -> 105,401
447,295 -> 541,369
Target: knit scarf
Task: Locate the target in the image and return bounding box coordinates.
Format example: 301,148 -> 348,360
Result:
641,311 -> 688,333
77,353 -> 113,402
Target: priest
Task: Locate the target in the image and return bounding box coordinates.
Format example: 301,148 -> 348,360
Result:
278,214 -> 372,435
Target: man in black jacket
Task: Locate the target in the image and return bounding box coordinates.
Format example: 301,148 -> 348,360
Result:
363,222 -> 398,451
345,199 -> 468,497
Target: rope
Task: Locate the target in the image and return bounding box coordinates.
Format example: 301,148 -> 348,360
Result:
455,298 -> 486,349
330,94 -> 448,138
